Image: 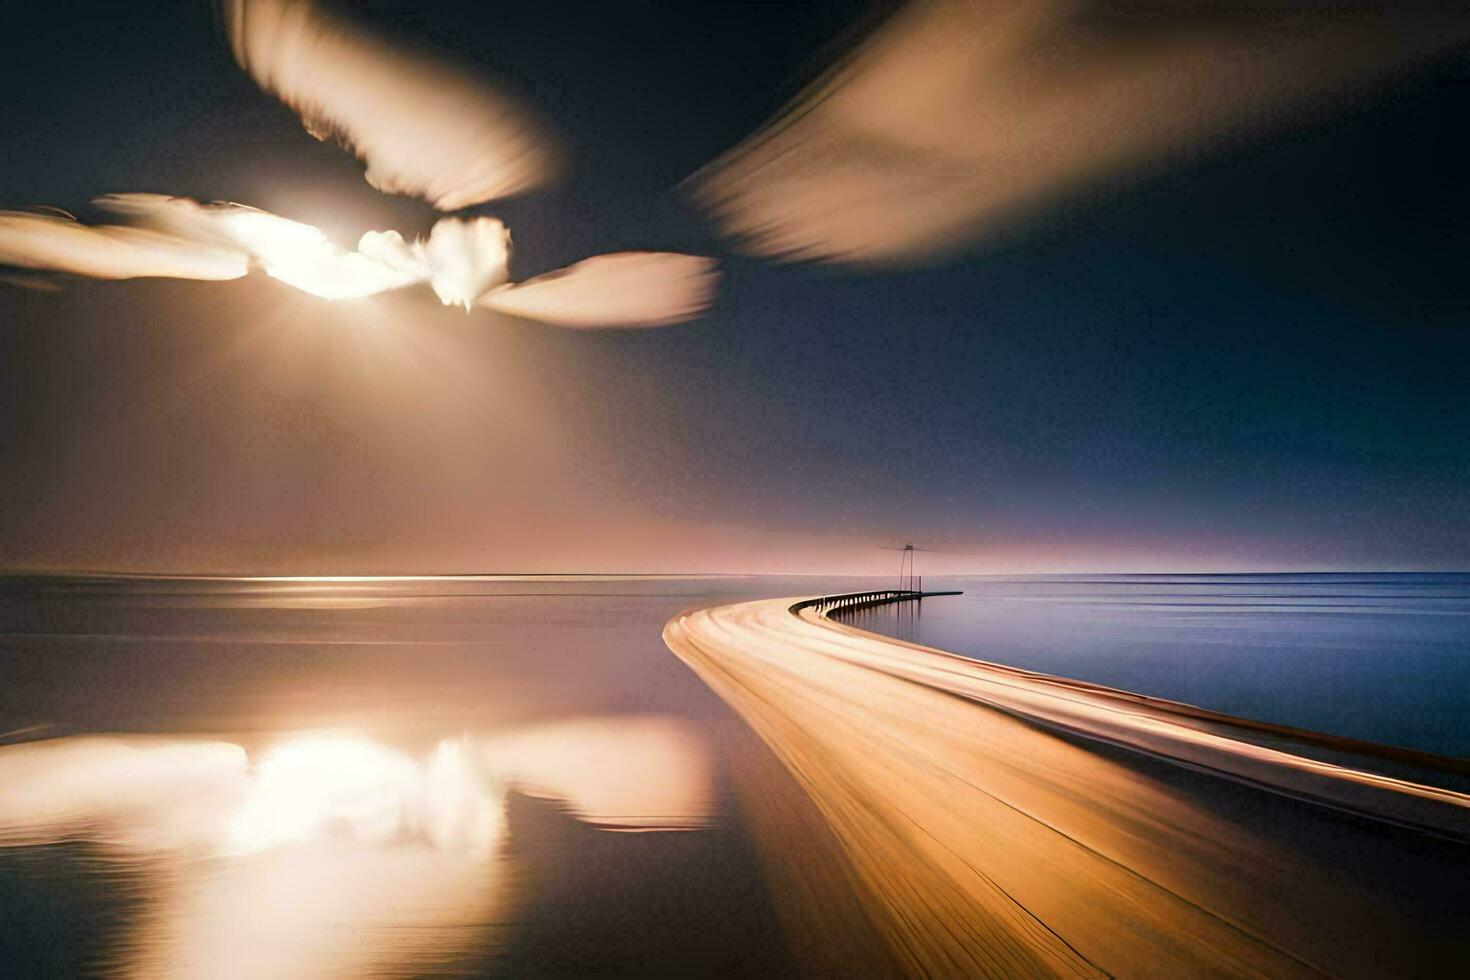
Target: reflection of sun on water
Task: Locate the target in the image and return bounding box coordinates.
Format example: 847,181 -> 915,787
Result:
0,717 -> 711,977
425,738 -> 505,856
223,731 -> 461,852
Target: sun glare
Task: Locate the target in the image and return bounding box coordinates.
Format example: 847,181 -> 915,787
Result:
218,211 -> 422,300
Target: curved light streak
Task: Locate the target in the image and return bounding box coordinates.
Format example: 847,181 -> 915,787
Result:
665,595 -> 1470,975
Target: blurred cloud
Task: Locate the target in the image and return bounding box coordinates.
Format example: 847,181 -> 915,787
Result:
482,252 -> 719,328
417,215 -> 512,308
0,210 -> 248,281
100,193 -> 429,300
5,194 -> 716,325
221,0 -> 561,210
691,0 -> 1470,265
101,194 -> 510,304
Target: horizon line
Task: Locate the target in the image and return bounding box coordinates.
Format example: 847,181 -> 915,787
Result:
2,567 -> 1468,581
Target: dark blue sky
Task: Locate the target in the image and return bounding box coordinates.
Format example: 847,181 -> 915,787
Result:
1,2 -> 1467,572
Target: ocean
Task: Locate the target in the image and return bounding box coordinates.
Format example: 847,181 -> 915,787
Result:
0,573 -> 877,977
847,573 -> 1470,757
0,572 -> 1464,976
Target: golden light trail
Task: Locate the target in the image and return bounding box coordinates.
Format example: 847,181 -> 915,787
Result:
665,596 -> 1470,975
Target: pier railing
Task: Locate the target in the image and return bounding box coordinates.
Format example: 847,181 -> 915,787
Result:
792,587 -> 962,617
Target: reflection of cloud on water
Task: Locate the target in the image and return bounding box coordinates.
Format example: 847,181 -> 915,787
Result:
0,737 -> 249,851
0,717 -> 713,852
223,733 -> 502,856
0,717 -> 712,977
481,716 -> 714,830
138,837 -> 502,979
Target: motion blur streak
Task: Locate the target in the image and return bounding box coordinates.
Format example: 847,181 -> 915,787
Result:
97,193 -> 488,302
0,211 -> 249,282
479,716 -> 713,830
665,597 -> 1470,976
0,737 -> 247,850
135,838 -> 502,980
691,0 -> 1470,264
220,0 -> 561,209
0,719 -> 711,855
8,194 -> 715,324
481,252 -> 720,328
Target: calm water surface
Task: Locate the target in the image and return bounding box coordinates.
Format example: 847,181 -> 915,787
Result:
0,574 -> 883,978
2,572 -> 1465,977
851,573 -> 1470,757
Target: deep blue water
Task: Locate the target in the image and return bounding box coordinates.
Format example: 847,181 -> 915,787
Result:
848,573 -> 1470,757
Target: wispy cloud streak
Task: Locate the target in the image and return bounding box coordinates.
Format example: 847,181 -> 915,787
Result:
100,194 -> 509,304
691,0 -> 1470,264
221,0 -> 561,210
99,193 -> 429,299
482,252 -> 719,328
0,210 -> 249,282
3,195 -> 717,326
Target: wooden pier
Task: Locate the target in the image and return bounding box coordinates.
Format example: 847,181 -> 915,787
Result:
794,588 -> 963,617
